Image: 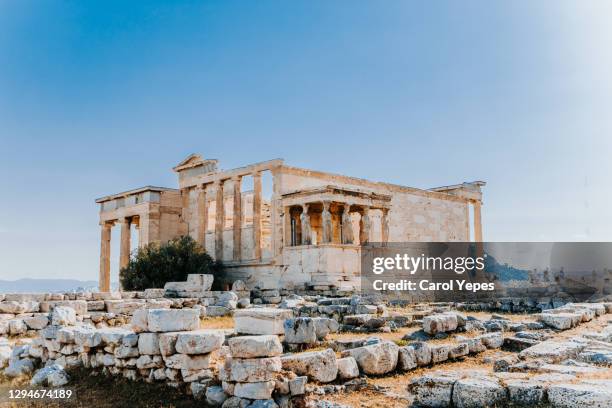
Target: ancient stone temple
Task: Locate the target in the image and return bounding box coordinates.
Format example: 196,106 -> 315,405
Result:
96,154 -> 485,291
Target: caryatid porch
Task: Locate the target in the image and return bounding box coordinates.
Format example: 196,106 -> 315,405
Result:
282,185 -> 392,247
280,186 -> 391,289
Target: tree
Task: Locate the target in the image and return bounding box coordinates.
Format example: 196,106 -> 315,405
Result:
120,236 -> 222,291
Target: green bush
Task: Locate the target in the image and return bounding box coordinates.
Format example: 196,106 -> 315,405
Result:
120,236 -> 223,291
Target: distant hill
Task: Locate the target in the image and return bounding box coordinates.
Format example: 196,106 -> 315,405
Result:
0,278 -> 99,293
485,254 -> 529,281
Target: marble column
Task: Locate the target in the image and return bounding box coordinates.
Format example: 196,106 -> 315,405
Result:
180,187 -> 191,236
381,208 -> 389,245
341,204 -> 353,244
119,217 -> 131,271
300,204 -> 311,245
253,171 -> 262,260
99,222 -> 112,292
215,180 -> 224,261
359,206 -> 371,245
473,201 -> 483,242
232,176 -> 242,261
321,201 -> 332,244
197,185 -> 208,247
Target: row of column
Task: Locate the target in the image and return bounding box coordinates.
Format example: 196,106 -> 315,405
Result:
291,202 -> 389,246
184,171 -> 263,263
99,217 -> 133,292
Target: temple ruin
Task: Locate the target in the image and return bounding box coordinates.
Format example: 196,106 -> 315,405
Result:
96,155 -> 485,292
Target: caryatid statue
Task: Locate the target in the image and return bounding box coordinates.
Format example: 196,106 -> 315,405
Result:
341,204 -> 354,244
300,204 -> 311,245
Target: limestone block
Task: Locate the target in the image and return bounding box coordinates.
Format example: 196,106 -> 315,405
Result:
0,321 -> 8,335
284,317 -> 316,344
431,344 -> 450,364
159,332 -> 180,356
398,346 -> 417,370
281,348 -> 338,382
337,356 -> 359,379
73,327 -> 102,348
233,381 -> 275,400
135,354 -> 162,369
130,308 -> 148,332
163,353 -> 211,370
181,368 -> 213,382
423,314 -> 458,335
449,343 -> 469,359
452,377 -> 507,408
104,300 -> 145,315
460,337 -> 486,354
51,306 -> 76,326
548,380 -> 612,408
312,317 -> 339,340
114,345 -> 139,358
407,371 -> 460,407
205,385 -> 228,406
122,333 -> 138,347
9,319 -> 27,335
175,330 -> 225,354
40,300 -> 87,315
505,379 -> 546,406
540,313 -> 580,330
519,340 -> 586,363
234,308 -> 293,335
0,301 -> 39,314
56,327 -> 76,343
4,358 -> 34,377
190,381 -> 207,400
86,301 -> 106,311
138,333 -> 161,355
289,376 -> 307,396
5,294 -> 45,302
147,309 -> 200,332
229,357 -> 282,382
479,333 -> 503,349
344,341 -> 398,375
410,341 -> 432,366
23,314 -> 49,330
228,335 -> 283,358
98,327 -> 132,345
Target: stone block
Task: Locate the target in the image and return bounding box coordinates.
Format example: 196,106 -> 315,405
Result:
452,377 -> 507,408
431,344 -> 450,364
407,371 -> 459,407
398,346 -> 417,370
229,357 -> 282,382
234,308 -> 293,335
104,300 -> 145,315
343,341 -> 398,375
284,317 -> 316,344
228,335 -> 283,358
233,381 -> 275,400
51,306 -> 76,326
423,314 -> 458,335
0,301 -> 39,314
410,341 -> 432,366
163,353 -> 211,370
519,340 -> 586,363
138,333 -> 161,355
147,309 -> 200,332
479,333 -> 503,349
281,348 -> 338,382
175,330 -> 225,354
547,380 -> 612,408
540,313 -> 580,330
337,356 -> 359,379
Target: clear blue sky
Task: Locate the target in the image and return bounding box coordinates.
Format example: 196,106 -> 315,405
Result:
1,1 -> 611,281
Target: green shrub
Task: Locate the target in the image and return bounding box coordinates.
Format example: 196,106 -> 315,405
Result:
120,236 -> 223,291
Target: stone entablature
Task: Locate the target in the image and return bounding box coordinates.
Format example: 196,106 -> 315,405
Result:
96,154 -> 485,291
